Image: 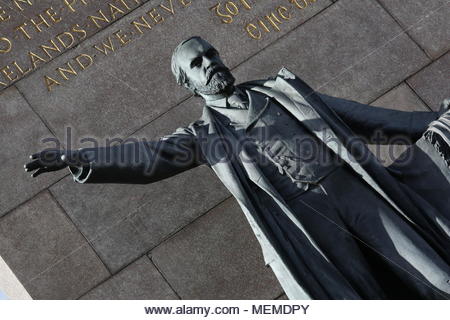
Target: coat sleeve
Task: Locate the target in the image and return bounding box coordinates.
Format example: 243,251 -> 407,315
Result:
317,93 -> 439,143
68,123 -> 206,184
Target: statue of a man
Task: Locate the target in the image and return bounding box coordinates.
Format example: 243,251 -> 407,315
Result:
25,36 -> 450,299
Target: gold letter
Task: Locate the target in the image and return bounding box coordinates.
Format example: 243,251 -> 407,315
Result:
209,4 -> 233,24
45,7 -> 62,23
179,0 -> 191,6
109,3 -> 125,20
13,60 -> 31,76
147,8 -> 164,24
93,36 -> 115,55
131,16 -> 152,34
30,14 -> 50,32
277,6 -> 291,20
88,10 -> 110,28
13,0 -> 33,11
72,24 -> 87,40
15,22 -> 32,40
40,39 -> 62,58
0,37 -> 12,53
0,8 -> 11,22
239,0 -> 251,10
265,12 -> 282,31
289,0 -> 308,10
246,23 -> 261,40
75,53 -> 93,70
0,66 -> 18,81
44,75 -> 60,91
57,61 -> 77,80
29,51 -> 47,69
56,32 -> 75,49
114,30 -> 131,46
159,0 -> 174,15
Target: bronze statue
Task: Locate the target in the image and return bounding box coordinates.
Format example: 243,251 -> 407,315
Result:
25,36 -> 450,299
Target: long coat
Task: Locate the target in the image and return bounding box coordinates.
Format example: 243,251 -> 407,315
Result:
72,68 -> 450,299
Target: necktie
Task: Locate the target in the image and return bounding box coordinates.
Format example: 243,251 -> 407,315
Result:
227,91 -> 249,109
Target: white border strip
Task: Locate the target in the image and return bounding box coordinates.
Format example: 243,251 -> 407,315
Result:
0,256 -> 32,300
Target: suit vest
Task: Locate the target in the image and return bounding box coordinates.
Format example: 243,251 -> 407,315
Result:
244,96 -> 343,199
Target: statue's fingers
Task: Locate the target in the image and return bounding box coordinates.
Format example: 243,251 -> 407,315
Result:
24,159 -> 42,171
31,167 -> 47,178
30,152 -> 41,160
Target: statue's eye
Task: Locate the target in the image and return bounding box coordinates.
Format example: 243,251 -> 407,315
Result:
190,58 -> 202,68
206,48 -> 217,58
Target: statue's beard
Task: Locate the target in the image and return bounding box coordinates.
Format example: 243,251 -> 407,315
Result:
193,69 -> 235,95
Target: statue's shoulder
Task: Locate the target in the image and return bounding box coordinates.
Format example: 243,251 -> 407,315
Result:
238,67 -> 298,90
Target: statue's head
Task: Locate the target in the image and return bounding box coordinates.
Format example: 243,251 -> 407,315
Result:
171,36 -> 235,96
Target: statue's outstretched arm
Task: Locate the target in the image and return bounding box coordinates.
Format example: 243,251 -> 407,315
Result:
25,123 -> 206,184
317,93 -> 442,143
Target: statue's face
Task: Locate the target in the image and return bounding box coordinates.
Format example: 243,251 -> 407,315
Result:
176,38 -> 235,95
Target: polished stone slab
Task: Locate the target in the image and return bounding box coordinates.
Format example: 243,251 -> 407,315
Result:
407,52 -> 450,111
232,0 -> 430,104
15,0 -> 331,148
378,0 -> 450,58
0,85 -> 66,217
0,191 -> 109,299
81,256 -> 178,299
151,197 -> 283,299
49,95 -> 229,273
368,82 -> 430,166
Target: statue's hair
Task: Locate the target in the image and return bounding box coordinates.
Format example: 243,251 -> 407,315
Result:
171,36 -> 204,93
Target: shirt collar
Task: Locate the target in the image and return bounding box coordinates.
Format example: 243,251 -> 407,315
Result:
205,87 -> 248,109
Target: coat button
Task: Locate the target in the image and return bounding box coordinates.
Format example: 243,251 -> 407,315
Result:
277,112 -> 281,116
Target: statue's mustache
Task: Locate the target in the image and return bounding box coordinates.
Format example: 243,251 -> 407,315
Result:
206,66 -> 229,85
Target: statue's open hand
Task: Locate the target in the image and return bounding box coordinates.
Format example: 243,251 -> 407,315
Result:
438,98 -> 450,116
25,149 -> 68,178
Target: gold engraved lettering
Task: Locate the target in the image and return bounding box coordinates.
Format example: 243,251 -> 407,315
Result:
131,16 -> 152,34
116,0 -> 131,10
109,4 -> 125,20
0,7 -> 11,22
94,36 -> 115,55
13,0 -> 33,11
258,19 -> 270,33
75,53 -> 94,70
0,37 -> 12,53
44,75 -> 60,91
246,23 -> 261,40
159,0 -> 175,15
40,39 -> 62,58
30,13 -> 51,32
225,2 -> 239,16
265,12 -> 282,31
28,51 -> 47,69
63,0 -> 89,13
277,6 -> 291,20
13,60 -> 31,76
114,30 -> 131,46
56,32 -> 75,49
15,23 -> 32,40
88,10 -> 110,28
147,8 -> 164,24
45,7 -> 62,23
72,24 -> 87,41
289,0 -> 309,10
179,0 -> 191,7
210,4 -> 233,24
0,66 -> 18,81
57,62 -> 77,80
239,0 -> 251,10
